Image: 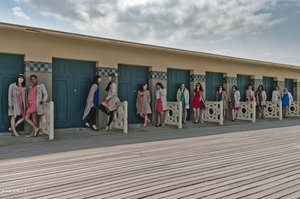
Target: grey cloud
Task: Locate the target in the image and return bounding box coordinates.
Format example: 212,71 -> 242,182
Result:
25,0 -> 288,41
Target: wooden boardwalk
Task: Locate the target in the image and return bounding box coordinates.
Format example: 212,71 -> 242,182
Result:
1,125 -> 300,198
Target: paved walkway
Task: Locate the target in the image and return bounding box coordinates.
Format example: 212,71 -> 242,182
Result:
0,119 -> 300,198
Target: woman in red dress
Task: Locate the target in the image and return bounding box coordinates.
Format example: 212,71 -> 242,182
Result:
192,82 -> 204,123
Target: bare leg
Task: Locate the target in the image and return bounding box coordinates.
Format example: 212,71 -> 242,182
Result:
161,112 -> 165,125
25,113 -> 39,135
193,108 -> 197,123
31,113 -> 38,135
14,117 -> 24,129
156,113 -> 161,126
143,114 -> 149,127
10,116 -> 19,136
196,108 -> 200,123
183,108 -> 187,123
231,109 -> 235,121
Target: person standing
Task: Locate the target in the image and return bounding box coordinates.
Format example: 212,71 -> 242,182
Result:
229,85 -> 240,122
155,82 -> 167,127
83,75 -> 101,131
136,83 -> 152,127
272,86 -> 282,104
246,84 -> 255,108
104,73 -> 120,132
256,85 -> 267,119
215,85 -> 228,119
8,74 -> 26,137
282,88 -> 293,118
176,83 -> 190,124
192,82 -> 204,123
25,75 -> 48,137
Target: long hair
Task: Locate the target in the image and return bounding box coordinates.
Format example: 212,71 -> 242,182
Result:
194,82 -> 203,92
257,84 -> 264,91
232,85 -> 239,91
248,84 -> 254,91
91,75 -> 101,86
15,74 -> 26,87
105,73 -> 116,91
140,83 -> 148,92
216,84 -> 225,92
156,82 -> 164,89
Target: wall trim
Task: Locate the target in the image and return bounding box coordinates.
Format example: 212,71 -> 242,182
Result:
25,61 -> 52,73
149,71 -> 167,80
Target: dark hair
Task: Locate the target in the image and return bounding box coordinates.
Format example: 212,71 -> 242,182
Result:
248,84 -> 254,91
105,74 -> 116,92
30,74 -> 37,79
179,83 -> 185,88
140,83 -> 148,92
92,75 -> 101,86
257,84 -> 264,91
232,85 -> 239,90
194,82 -> 203,92
274,85 -> 280,90
16,74 -> 26,87
156,82 -> 164,89
108,73 -> 116,83
216,84 -> 225,92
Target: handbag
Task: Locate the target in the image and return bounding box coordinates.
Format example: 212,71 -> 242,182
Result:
200,98 -> 206,110
98,101 -> 110,115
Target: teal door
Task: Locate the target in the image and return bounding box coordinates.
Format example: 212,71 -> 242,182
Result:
263,77 -> 274,101
167,69 -> 190,101
118,64 -> 149,124
237,75 -> 251,101
0,54 -> 24,132
53,58 -> 95,128
285,79 -> 294,96
205,72 -> 223,101
167,69 -> 190,120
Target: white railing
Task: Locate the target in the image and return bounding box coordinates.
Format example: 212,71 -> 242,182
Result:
202,101 -> 223,125
288,101 -> 300,117
112,101 -> 128,134
165,102 -> 183,129
39,101 -> 54,140
237,102 -> 256,123
264,101 -> 282,120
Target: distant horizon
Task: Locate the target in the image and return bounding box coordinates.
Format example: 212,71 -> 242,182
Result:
1,0 -> 300,66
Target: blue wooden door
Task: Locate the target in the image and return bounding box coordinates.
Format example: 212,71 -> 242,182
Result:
167,69 -> 190,120
0,54 -> 24,132
263,77 -> 274,101
285,79 -> 294,96
205,72 -> 223,101
53,58 -> 95,128
237,75 -> 251,101
118,64 -> 149,124
167,69 -> 190,101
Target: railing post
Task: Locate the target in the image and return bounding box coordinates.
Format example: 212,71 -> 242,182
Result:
178,101 -> 182,129
49,101 -> 54,140
219,101 -> 223,126
279,101 -> 283,120
252,101 -> 256,123
123,101 -> 128,134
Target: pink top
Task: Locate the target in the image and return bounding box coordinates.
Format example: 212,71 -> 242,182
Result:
27,85 -> 38,114
18,86 -> 25,116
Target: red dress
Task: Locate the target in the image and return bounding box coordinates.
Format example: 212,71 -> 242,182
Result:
192,91 -> 201,109
27,85 -> 38,114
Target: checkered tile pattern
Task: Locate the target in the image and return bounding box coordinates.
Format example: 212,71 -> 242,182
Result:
276,81 -> 285,88
223,77 -> 237,84
25,61 -> 52,73
97,67 -> 118,77
191,74 -> 205,82
253,79 -> 263,85
150,71 -> 167,79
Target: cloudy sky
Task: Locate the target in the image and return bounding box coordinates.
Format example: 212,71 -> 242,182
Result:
1,0 -> 300,65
